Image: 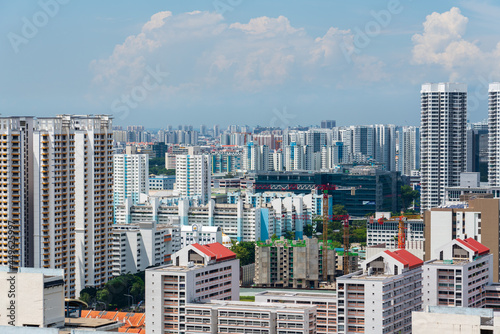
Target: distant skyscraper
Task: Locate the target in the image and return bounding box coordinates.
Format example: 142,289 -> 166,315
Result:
420,83 -> 467,212
374,124 -> 397,171
175,154 -> 211,204
320,120 -> 336,129
398,126 -> 420,176
489,83 -> 500,186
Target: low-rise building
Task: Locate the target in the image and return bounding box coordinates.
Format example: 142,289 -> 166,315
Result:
413,306 -> 500,333
184,300 -> 316,334
180,224 -> 222,248
255,290 -> 337,334
0,267 -> 65,328
149,175 -> 175,190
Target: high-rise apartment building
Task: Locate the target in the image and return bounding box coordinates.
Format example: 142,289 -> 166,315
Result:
397,126 -> 420,176
113,154 -> 149,216
175,154 -> 211,204
488,82 -> 500,186
420,83 -> 467,212
0,115 -> 113,298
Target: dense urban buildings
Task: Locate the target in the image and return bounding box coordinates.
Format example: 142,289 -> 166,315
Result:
420,83 -> 467,212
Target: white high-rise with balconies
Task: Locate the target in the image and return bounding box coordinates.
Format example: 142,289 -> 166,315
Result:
488,82 -> 500,186
113,154 -> 149,217
175,154 -> 211,204
0,115 -> 114,298
420,83 -> 467,212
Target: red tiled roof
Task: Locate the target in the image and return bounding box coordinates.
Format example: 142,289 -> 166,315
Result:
384,249 -> 423,270
458,238 -> 490,256
191,242 -> 236,262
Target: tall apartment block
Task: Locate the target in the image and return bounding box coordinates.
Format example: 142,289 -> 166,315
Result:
337,249 -> 423,334
146,242 -> 239,334
423,238 -> 493,308
0,115 -> 113,297
420,83 -> 467,212
175,154 -> 211,205
113,154 -> 149,216
488,82 -> 500,185
397,126 -> 420,176
424,198 -> 500,281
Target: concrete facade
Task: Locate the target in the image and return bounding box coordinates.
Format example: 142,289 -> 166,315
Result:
254,237 -> 336,288
424,198 -> 500,282
0,267 -> 64,328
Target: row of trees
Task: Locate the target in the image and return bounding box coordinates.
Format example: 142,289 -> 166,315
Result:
80,272 -> 145,311
149,157 -> 175,175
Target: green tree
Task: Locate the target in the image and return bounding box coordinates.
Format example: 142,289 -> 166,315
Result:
303,224 -> 314,237
79,292 -> 92,306
401,185 -> 419,210
231,241 -> 256,266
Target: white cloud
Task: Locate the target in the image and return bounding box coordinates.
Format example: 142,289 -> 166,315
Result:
411,7 -> 500,80
90,11 -> 388,100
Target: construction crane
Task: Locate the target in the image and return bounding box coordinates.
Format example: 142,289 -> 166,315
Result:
343,215 -> 350,275
397,215 -> 407,249
322,190 -> 329,281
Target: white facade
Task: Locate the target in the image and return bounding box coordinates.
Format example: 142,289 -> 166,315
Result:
413,306 -> 500,334
420,83 -> 467,212
489,82 -> 500,186
175,155 -> 211,204
367,218 -> 424,248
336,249 -> 423,334
113,154 -> 149,213
183,300 -> 316,334
0,115 -> 114,298
423,238 -> 493,309
397,126 -> 420,176
180,224 -> 222,248
146,243 -> 239,334
111,221 -> 176,276
0,267 -> 64,328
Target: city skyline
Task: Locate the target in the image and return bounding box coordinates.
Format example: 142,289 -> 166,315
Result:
2,2 -> 500,127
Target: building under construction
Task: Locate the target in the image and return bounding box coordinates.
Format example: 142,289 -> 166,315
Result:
254,237 -> 336,289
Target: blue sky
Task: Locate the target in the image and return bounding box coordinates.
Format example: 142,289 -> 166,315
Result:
1,1 -> 500,128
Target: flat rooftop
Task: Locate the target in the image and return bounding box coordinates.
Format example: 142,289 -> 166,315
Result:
188,300 -> 315,311
256,291 -> 337,299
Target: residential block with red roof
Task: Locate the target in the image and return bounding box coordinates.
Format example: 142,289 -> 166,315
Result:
336,249 -> 424,334
423,238 -> 493,309
146,242 -> 239,334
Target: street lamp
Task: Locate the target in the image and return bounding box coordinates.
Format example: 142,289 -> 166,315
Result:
124,294 -> 135,310
96,301 -> 106,311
